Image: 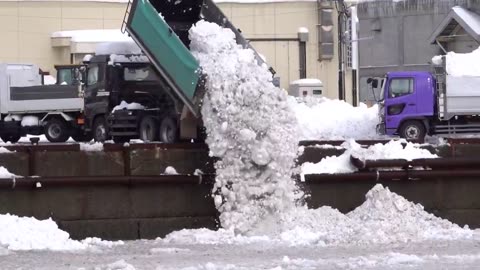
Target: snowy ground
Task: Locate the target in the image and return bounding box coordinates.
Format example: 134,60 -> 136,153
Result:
2,237 -> 480,269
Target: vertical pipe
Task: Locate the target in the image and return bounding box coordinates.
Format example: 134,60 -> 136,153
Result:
299,41 -> 307,79
338,10 -> 345,100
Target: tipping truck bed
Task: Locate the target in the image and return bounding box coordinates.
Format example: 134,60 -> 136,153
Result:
122,0 -> 274,117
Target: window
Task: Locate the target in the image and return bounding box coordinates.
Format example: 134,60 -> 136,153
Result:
313,89 -> 322,95
87,65 -> 99,85
58,69 -> 73,85
389,78 -> 414,98
123,66 -> 159,81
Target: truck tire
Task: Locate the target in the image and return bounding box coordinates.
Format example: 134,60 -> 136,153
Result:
45,118 -> 69,143
1,134 -> 20,143
113,136 -> 130,144
93,117 -> 108,142
159,116 -> 178,144
71,131 -> 93,142
139,116 -> 158,142
399,120 -> 426,141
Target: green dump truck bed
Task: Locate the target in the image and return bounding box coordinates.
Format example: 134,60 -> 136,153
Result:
124,0 -> 201,116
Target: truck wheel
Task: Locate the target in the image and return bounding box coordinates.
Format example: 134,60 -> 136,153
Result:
113,136 -> 130,144
159,116 -> 178,143
93,117 -> 108,142
139,116 -> 158,142
1,134 -> 20,143
399,120 -> 426,140
45,118 -> 69,143
71,131 -> 93,142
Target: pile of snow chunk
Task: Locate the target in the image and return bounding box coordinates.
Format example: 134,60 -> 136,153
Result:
288,97 -> 380,141
301,139 -> 438,175
189,20 -> 303,234
0,214 -> 123,251
112,101 -> 145,112
0,166 -> 17,178
162,184 -> 472,246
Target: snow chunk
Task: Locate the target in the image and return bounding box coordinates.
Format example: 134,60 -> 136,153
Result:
112,101 -> 145,112
95,41 -> 142,56
298,26 -> 309,33
21,116 -> 39,127
80,142 -> 103,151
0,166 -> 16,178
300,139 -> 437,175
434,46 -> 480,76
190,20 -> 302,234
164,166 -> 179,175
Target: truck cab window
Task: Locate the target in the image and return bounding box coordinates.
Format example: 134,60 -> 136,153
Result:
123,66 -> 159,81
389,78 -> 413,98
87,65 -> 99,85
58,69 -> 73,85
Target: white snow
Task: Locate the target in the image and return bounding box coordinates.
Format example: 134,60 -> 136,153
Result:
289,78 -> 322,85
289,97 -> 380,140
190,20 -> 302,234
164,166 -> 179,175
95,41 -> 142,56
298,27 -> 309,33
112,101 -> 146,112
80,142 -> 103,151
108,54 -> 150,65
0,166 -> 16,178
300,139 -> 438,175
433,46 -> 480,76
21,115 -> 39,127
95,259 -> 136,270
51,29 -> 131,43
43,75 -> 56,85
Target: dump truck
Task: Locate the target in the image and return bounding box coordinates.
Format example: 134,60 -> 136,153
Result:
374,55 -> 480,140
0,63 -> 87,143
86,0 -> 272,143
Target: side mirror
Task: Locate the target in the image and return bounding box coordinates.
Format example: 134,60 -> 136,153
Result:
367,78 -> 378,88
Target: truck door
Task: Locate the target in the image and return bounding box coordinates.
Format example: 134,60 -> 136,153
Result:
84,63 -> 109,127
384,77 -> 417,131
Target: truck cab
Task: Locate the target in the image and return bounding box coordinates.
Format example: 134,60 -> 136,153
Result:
376,71 -> 436,140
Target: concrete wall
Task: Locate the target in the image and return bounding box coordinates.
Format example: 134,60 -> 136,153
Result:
0,0 -> 355,101
356,0 -> 480,104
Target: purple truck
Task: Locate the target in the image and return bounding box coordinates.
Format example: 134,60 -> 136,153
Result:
373,57 -> 480,140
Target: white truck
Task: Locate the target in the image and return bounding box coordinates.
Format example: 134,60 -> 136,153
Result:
0,63 -> 87,143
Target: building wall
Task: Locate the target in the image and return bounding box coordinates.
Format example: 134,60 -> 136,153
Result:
356,0 -> 478,104
0,0 -> 351,101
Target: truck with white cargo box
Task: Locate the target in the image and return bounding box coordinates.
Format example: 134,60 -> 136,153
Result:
0,63 -> 87,143
374,54 -> 480,140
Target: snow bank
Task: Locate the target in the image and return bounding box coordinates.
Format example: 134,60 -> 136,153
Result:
190,20 -> 302,234
80,142 -> 103,151
0,214 -> 123,251
0,166 -> 16,178
301,139 -> 438,175
112,101 -> 145,112
288,97 -> 380,140
162,184 -> 472,246
433,46 -> 480,76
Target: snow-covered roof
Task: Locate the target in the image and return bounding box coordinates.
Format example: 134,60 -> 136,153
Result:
290,78 -> 323,85
51,29 -> 131,43
429,6 -> 480,44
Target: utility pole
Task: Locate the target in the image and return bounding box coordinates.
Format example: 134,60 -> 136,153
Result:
336,0 -> 349,101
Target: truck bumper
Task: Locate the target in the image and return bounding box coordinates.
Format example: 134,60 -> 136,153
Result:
107,110 -> 140,137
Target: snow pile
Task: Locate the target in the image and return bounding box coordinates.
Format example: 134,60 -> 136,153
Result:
112,101 -> 145,112
94,259 -> 136,270
80,142 -> 103,151
163,166 -> 179,175
163,184 -> 472,246
433,47 -> 480,76
21,116 -> 39,127
0,214 -> 85,251
301,139 -> 438,175
0,214 -> 123,251
0,166 -> 17,178
288,97 -> 380,140
189,20 -> 303,234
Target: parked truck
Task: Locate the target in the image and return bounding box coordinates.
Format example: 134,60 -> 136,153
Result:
80,0 -> 272,143
374,55 -> 480,140
0,63 -> 87,143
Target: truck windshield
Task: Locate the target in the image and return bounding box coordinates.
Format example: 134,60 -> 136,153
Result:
124,66 -> 159,81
